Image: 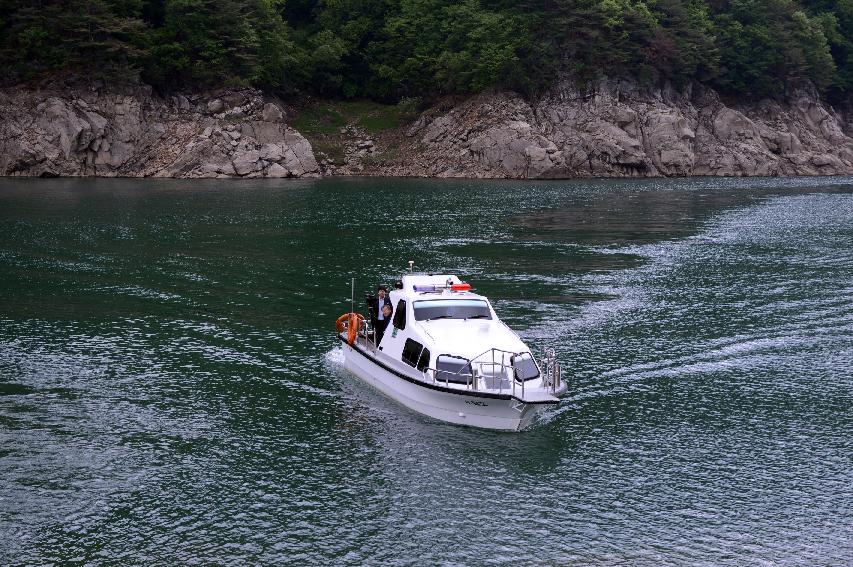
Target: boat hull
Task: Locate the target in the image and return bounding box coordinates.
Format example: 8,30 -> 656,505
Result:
342,341 -> 546,431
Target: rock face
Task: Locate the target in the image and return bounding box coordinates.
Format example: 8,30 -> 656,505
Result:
386,79 -> 853,178
0,85 -> 319,178
2,78 -> 851,179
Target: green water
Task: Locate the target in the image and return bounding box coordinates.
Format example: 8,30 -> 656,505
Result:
1,176 -> 851,564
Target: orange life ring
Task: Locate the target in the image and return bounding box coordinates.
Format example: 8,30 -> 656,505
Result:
335,312 -> 365,345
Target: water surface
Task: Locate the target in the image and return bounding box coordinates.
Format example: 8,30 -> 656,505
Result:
1,176 -> 851,564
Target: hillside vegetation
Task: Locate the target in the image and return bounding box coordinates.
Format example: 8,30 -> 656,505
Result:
0,0 -> 851,102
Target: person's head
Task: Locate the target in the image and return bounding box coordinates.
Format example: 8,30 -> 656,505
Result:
377,285 -> 387,299
382,304 -> 392,317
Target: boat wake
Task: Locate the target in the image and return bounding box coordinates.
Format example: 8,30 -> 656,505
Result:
322,345 -> 346,375
520,192 -> 853,421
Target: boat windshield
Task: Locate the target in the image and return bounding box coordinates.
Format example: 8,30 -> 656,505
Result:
413,299 -> 492,321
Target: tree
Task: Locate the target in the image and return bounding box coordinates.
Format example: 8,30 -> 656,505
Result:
0,0 -> 146,82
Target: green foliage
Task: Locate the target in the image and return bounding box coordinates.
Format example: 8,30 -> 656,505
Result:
143,0 -> 271,88
0,0 -> 146,81
800,0 -> 853,100
711,0 -> 836,96
0,0 -> 850,100
396,96 -> 422,122
292,100 -> 402,135
291,99 -> 404,166
374,0 -> 544,97
291,104 -> 349,135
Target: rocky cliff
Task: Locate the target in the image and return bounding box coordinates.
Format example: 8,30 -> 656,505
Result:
0,85 -> 319,178
380,79 -> 853,178
2,79 -> 852,179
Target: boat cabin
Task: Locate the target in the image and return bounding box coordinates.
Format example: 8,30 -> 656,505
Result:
372,274 -> 540,388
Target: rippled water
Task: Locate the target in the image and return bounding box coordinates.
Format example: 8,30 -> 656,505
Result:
1,176 -> 851,564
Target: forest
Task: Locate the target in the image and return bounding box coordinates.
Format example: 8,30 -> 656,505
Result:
0,0 -> 850,103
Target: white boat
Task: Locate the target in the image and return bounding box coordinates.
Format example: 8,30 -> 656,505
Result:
336,271 -> 568,431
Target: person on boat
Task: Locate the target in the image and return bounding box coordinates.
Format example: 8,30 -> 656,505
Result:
376,303 -> 393,344
367,285 -> 392,345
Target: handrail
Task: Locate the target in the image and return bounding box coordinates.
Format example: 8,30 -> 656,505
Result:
539,346 -> 564,395
420,347 -> 541,394
412,345 -> 567,399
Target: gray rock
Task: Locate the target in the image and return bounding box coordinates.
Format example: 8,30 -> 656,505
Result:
811,153 -> 843,167
259,143 -> 284,162
266,163 -> 290,177
262,103 -> 284,123
251,121 -> 285,144
3,79 -> 852,180
382,77 -> 853,178
0,86 -> 320,179
713,108 -> 760,141
232,150 -> 262,176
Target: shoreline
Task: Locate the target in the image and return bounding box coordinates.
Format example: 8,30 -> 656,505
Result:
4,171 -> 853,181
3,79 -> 852,180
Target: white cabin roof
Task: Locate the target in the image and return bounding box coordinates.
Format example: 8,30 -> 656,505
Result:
386,274 -> 528,360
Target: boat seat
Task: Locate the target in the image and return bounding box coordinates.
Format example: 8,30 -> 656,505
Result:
434,356 -> 473,385
481,373 -> 510,391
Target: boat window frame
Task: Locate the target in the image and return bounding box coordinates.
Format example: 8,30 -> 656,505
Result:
393,299 -> 407,330
402,338 -> 423,368
411,298 -> 492,322
416,347 -> 430,372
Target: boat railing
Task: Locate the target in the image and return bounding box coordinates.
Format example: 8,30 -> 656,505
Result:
422,348 -> 541,397
539,347 -> 562,395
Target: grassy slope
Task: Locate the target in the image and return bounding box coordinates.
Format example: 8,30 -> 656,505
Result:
291,100 -> 407,167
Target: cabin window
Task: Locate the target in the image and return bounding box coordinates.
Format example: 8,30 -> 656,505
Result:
413,299 -> 491,321
417,348 -> 430,372
512,352 -> 540,381
435,355 -> 473,384
393,299 -> 407,330
402,338 -> 423,367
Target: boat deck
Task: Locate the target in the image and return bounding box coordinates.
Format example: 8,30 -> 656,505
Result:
344,332 -> 561,404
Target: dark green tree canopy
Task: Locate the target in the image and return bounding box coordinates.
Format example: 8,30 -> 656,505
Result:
0,0 -> 848,102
